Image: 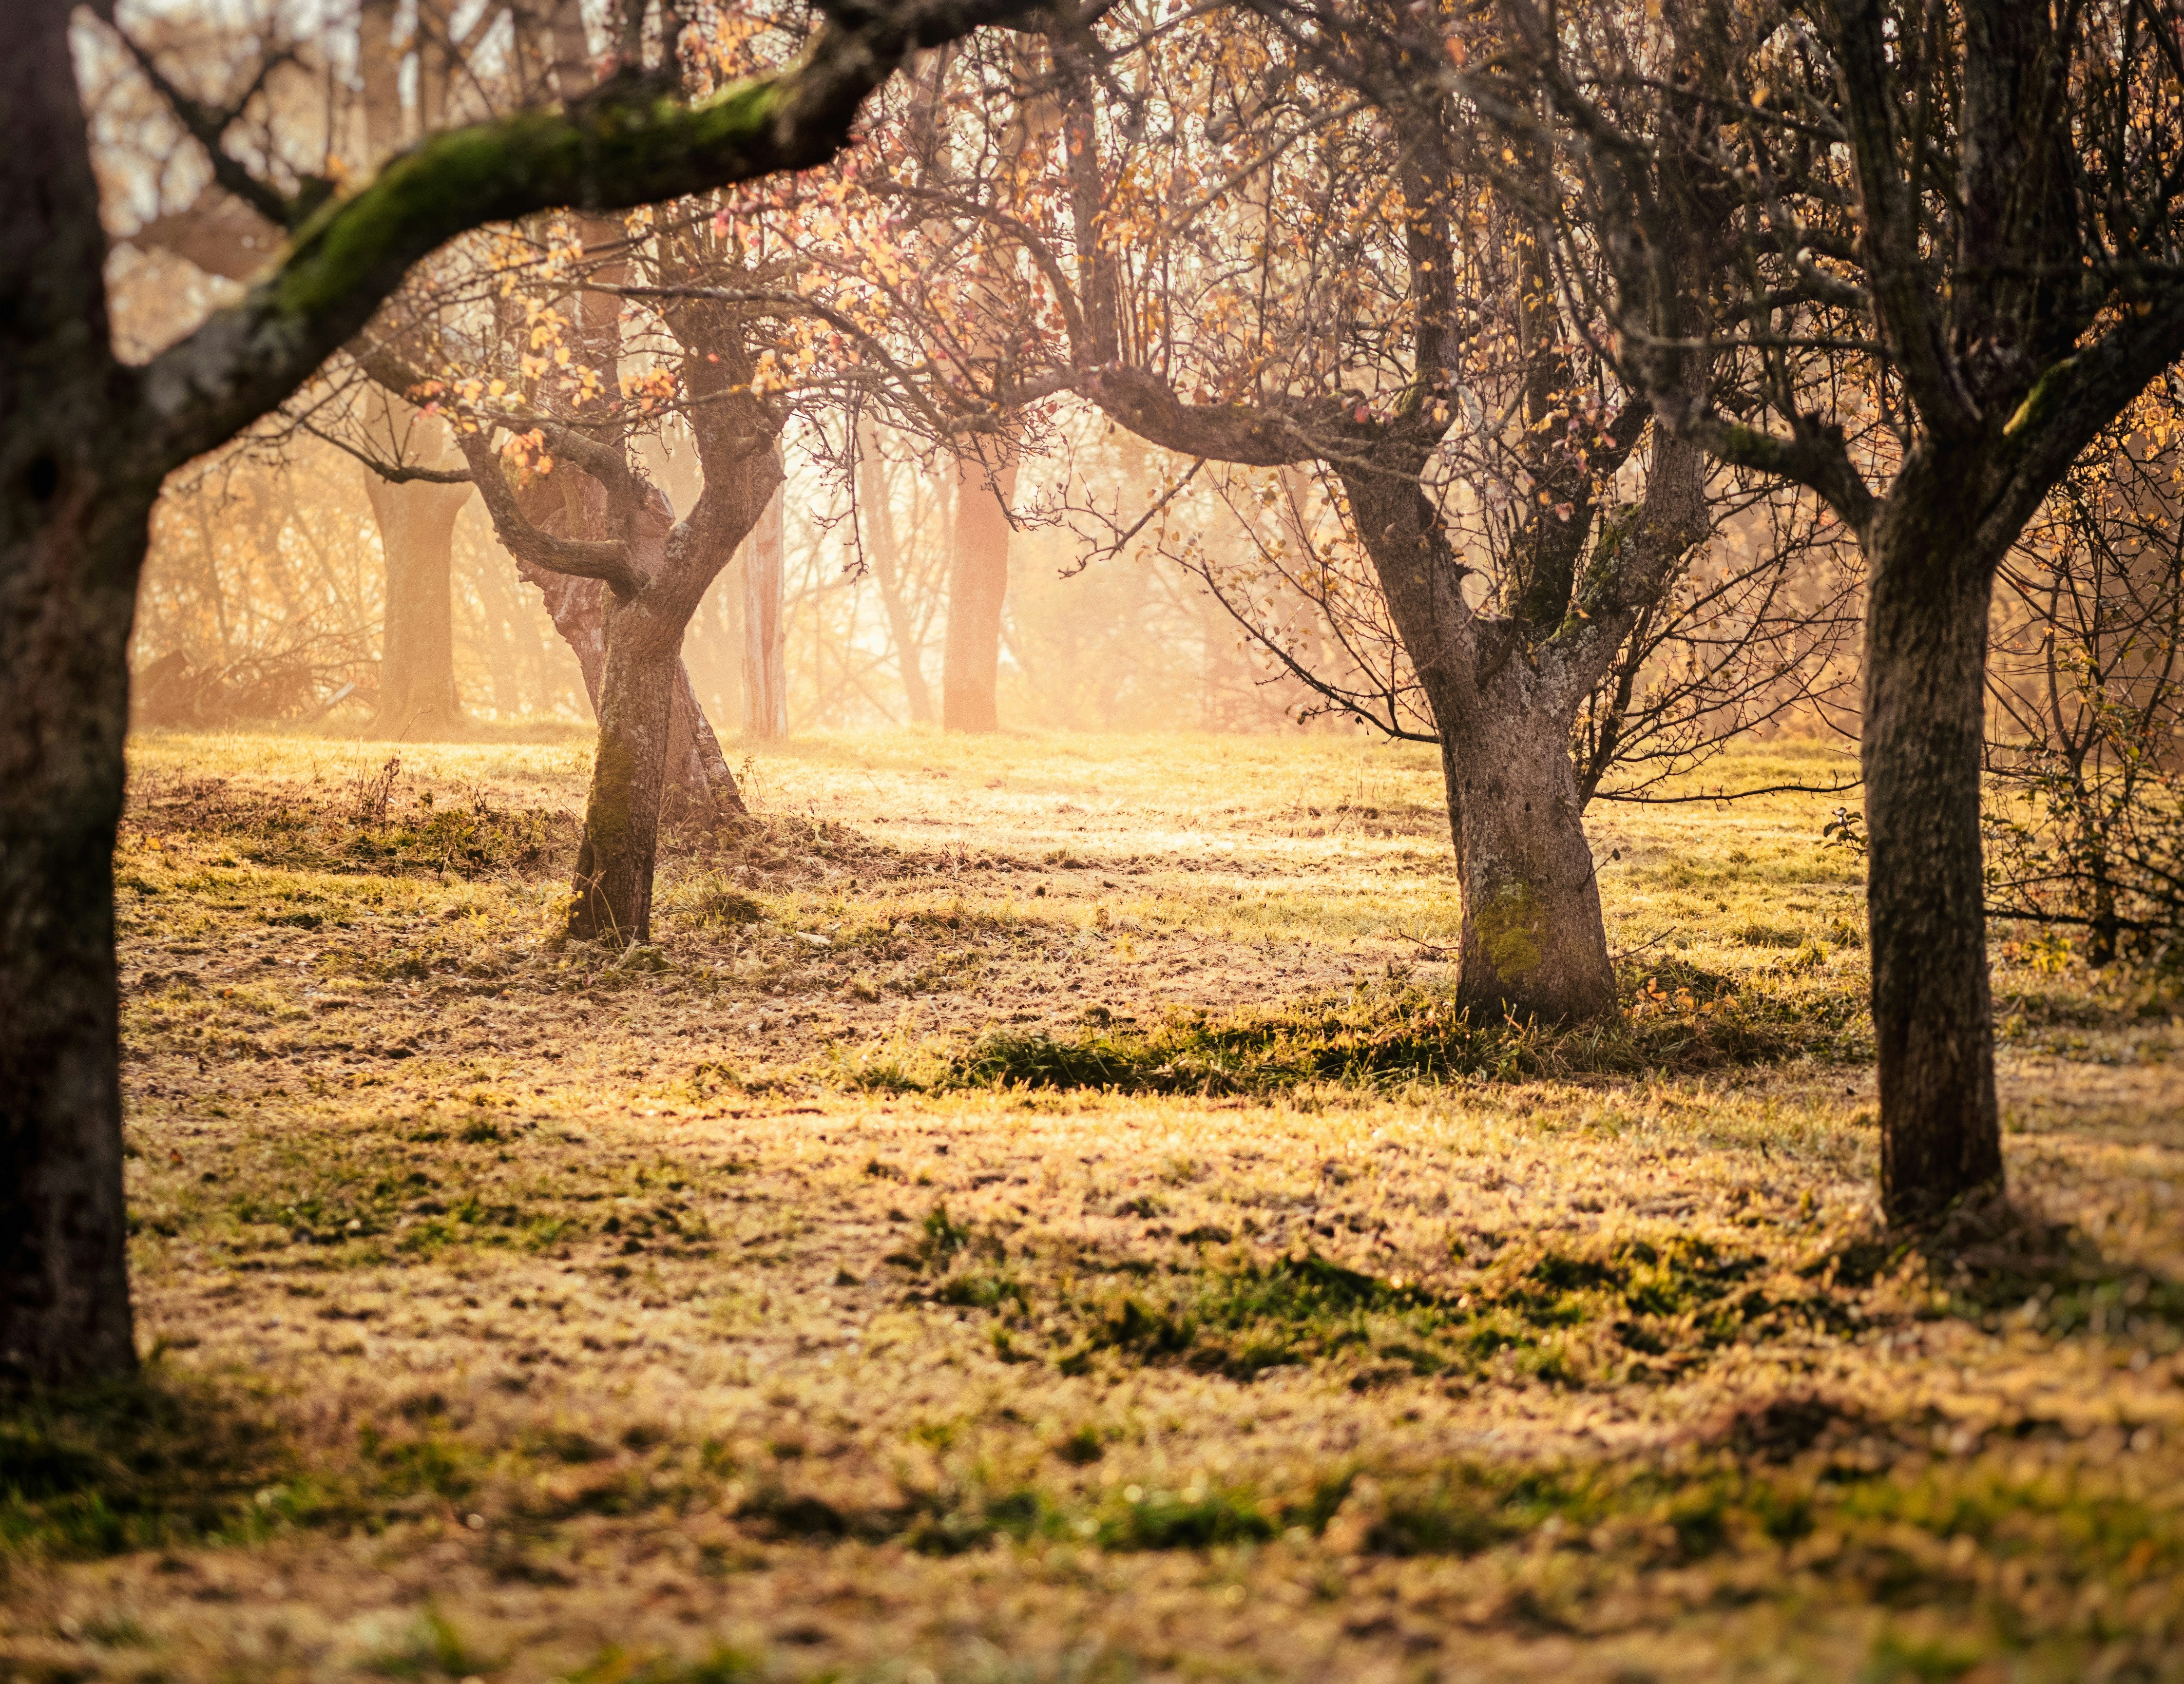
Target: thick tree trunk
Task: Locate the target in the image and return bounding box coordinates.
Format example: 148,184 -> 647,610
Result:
1337,452 -> 1627,1025
743,484 -> 787,739
0,483 -> 154,1385
0,0 -> 145,1385
364,469 -> 471,737
1862,485 -> 2005,1223
1426,672 -> 1617,1023
943,456 -> 1016,732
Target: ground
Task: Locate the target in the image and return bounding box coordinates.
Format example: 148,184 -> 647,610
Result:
3,727 -> 2182,1684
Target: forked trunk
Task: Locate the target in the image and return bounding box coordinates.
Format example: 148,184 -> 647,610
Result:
1339,455 -> 1632,1028
364,472 -> 471,737
0,477 -> 154,1383
514,511 -> 744,814
1431,676 -> 1617,1023
1862,489 -> 2005,1222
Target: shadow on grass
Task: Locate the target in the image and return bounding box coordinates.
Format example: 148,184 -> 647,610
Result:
1814,1188 -> 2184,1338
893,966 -> 1869,1099
0,1367 -> 301,1560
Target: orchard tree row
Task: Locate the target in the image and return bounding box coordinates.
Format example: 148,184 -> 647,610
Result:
6,0 -> 2184,1383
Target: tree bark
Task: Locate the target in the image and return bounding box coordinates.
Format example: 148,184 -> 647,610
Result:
0,0 -> 145,1382
510,476 -> 745,812
0,482 -> 154,1387
1862,471 -> 2006,1222
1340,459 -> 1616,1024
943,453 -> 1015,731
1425,668 -> 1618,1022
570,596 -> 682,942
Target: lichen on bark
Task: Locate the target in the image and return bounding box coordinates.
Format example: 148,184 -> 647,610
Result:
1475,880 -> 1546,983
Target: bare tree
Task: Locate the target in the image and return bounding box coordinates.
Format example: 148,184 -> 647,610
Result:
846,3 -> 1832,1021
1481,0 -> 2184,1220
1987,378 -> 2184,964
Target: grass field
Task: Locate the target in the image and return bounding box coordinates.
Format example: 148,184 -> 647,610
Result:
3,726 -> 2182,1684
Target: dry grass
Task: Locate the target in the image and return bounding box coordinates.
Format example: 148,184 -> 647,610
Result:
3,726 -> 2182,1683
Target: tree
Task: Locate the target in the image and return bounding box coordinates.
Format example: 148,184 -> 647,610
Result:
414,210 -> 803,938
744,483 -> 791,737
1985,377 -> 2184,965
122,4 -> 761,782
0,0 -> 1034,1387
857,2 -> 1848,1021
942,449 -> 1018,729
1486,0 -> 2184,1220
857,417 -> 940,722
358,390 -> 473,733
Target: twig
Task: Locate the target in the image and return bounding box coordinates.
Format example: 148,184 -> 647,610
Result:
1591,777 -> 1863,805
1609,927 -> 1681,965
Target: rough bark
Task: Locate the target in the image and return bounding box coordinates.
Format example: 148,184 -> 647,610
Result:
509,475 -> 744,811
568,527 -> 683,943
1430,667 -> 1617,1020
943,453 -> 1015,731
1341,460 -> 1590,1023
0,0 -> 147,1383
1861,466 -> 2006,1221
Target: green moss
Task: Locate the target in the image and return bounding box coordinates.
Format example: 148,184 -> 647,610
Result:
2003,355 -> 2081,439
585,733 -> 639,858
271,79 -> 786,325
1475,880 -> 1546,982
906,972 -> 1857,1099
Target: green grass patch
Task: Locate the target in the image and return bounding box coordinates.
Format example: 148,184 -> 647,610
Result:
893,1228 -> 1805,1389
924,974 -> 1864,1098
0,1374 -> 306,1560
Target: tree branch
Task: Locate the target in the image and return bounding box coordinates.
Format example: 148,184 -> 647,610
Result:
453,427 -> 644,592
135,0 -> 1038,475
111,27 -> 314,230
1671,407 -> 1878,535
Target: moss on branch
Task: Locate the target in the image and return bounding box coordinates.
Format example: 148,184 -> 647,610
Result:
272,80 -> 787,324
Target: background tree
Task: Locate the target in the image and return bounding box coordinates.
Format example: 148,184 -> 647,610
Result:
840,0 -> 1859,1021
1986,377 -> 2184,964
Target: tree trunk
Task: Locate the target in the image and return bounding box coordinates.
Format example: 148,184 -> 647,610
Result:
0,0 -> 146,1385
1862,483 -> 2005,1223
744,483 -> 787,739
364,469 -> 471,737
943,455 -> 1016,732
569,596 -> 681,942
511,498 -> 744,814
1427,671 -> 1618,1023
0,483 -> 152,1385
1333,449 -> 1623,1023
858,421 -> 934,724
0,488 -> 149,1382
